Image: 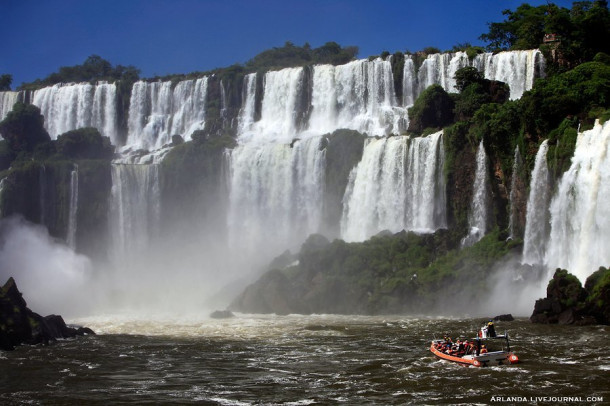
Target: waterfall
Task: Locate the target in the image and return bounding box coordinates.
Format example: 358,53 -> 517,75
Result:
522,140 -> 551,265
126,77 -> 208,150
405,49 -> 544,103
508,145 -> 522,239
227,136 -> 325,256
109,164 -> 161,263
238,67 -> 304,143
462,140 -> 490,247
0,91 -> 20,120
402,55 -> 417,107
341,131 -> 446,242
67,164 -> 79,249
31,82 -> 118,144
473,50 -> 544,100
417,52 -> 469,96
544,120 -> 610,282
238,73 -> 257,133
307,58 -> 407,137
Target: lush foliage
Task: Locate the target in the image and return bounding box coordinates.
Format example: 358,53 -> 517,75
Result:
18,55 -> 140,91
55,128 -> 115,160
0,74 -> 12,91
480,1 -> 610,68
407,85 -> 455,133
245,41 -> 358,72
0,102 -> 51,154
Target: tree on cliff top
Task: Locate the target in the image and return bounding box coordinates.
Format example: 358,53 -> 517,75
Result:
18,55 -> 140,91
480,1 -> 610,66
0,102 -> 50,153
55,128 -> 115,160
0,74 -> 12,91
407,85 -> 455,134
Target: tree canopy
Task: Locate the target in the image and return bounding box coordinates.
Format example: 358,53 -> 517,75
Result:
480,1 -> 610,67
0,102 -> 51,153
18,55 -> 140,91
244,41 -> 359,72
0,74 -> 12,91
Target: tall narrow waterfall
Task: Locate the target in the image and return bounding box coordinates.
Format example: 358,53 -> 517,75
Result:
402,55 -> 417,107
508,145 -> 522,239
522,140 -> 551,265
341,131 -> 446,242
227,136 -> 325,257
67,164 -> 79,249
127,78 -> 208,150
544,120 -> 610,281
109,164 -> 161,263
462,140 -> 490,247
0,91 -> 19,120
238,73 -> 257,133
31,82 -> 118,144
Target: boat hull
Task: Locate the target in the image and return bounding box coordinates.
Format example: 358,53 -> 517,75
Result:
430,341 -> 518,367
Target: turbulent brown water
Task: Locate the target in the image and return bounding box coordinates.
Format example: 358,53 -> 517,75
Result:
1,315 -> 608,405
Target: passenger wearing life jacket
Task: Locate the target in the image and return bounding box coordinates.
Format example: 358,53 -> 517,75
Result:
480,345 -> 488,354
487,320 -> 496,337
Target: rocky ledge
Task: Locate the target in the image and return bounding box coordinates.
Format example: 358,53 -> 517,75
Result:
0,277 -> 95,351
530,267 -> 610,325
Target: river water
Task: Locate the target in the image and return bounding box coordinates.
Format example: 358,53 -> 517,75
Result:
1,315 -> 608,405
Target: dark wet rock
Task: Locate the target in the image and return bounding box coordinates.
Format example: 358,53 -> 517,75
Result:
210,310 -> 234,319
493,314 -> 514,321
0,277 -> 95,351
531,267 -> 609,325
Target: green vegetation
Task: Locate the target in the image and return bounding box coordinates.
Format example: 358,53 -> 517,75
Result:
0,74 -> 12,91
480,1 -> 610,70
55,128 -> 115,160
244,41 -> 358,72
0,102 -> 51,154
407,85 -> 455,133
18,55 -> 140,91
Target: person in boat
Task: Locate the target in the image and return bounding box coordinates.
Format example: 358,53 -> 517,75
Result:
487,320 -> 496,337
480,345 -> 488,354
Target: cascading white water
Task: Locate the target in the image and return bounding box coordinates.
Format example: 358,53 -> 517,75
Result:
462,140 -> 490,247
402,55 -> 417,107
544,120 -> 610,282
307,58 -> 407,137
473,50 -> 544,100
0,91 -> 19,120
508,145 -> 522,240
417,52 -> 469,96
126,78 -> 208,150
31,82 -> 119,144
108,164 -> 161,263
227,136 -> 325,256
240,68 -> 303,143
238,73 -> 257,134
67,164 -> 79,249
522,140 -> 551,265
341,131 -> 446,242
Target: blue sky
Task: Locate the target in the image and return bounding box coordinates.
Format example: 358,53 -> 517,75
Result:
2,0 -> 575,88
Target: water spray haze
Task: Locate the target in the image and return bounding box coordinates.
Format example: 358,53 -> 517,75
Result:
0,216 -> 92,317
